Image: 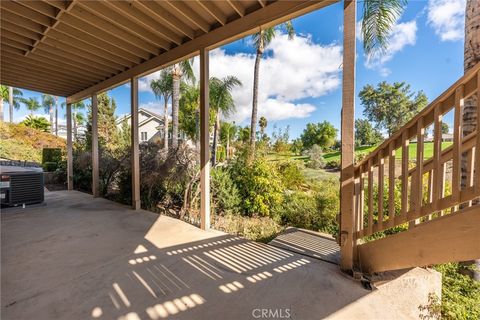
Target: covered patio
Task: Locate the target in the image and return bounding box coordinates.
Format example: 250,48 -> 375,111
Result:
1,191 -> 439,319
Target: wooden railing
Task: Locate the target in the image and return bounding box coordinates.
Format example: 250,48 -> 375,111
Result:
354,63 -> 480,240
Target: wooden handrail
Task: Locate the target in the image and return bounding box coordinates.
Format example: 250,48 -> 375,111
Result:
355,62 -> 480,171
354,64 -> 480,239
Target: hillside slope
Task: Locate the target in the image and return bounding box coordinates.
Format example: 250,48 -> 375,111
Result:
0,122 -> 66,163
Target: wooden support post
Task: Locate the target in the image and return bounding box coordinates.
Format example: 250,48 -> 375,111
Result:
91,94 -> 99,197
475,73 -> 480,193
66,103 -> 73,190
340,0 -> 356,272
200,47 -> 211,230
131,77 -> 141,210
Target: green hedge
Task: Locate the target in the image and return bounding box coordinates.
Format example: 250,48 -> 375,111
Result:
42,148 -> 62,164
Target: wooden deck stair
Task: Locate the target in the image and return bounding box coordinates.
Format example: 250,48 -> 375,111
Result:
349,62 -> 480,274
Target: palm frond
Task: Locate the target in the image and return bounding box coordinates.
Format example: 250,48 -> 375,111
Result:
362,0 -> 407,56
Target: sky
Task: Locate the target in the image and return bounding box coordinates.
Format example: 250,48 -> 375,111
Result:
8,0 -> 466,140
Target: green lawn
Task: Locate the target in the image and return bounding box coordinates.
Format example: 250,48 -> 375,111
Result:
266,141 -> 453,166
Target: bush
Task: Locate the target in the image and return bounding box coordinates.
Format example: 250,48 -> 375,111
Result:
42,148 -> 62,164
216,145 -> 226,163
213,214 -> 283,243
305,144 -> 325,169
43,161 -> 58,172
275,191 -> 321,230
229,150 -> 284,217
325,159 -> 340,170
276,161 -> 305,190
419,263 -> 480,320
313,178 -> 340,234
211,168 -> 242,215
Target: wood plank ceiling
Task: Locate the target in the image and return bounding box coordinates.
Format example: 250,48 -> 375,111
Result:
0,0 -> 331,100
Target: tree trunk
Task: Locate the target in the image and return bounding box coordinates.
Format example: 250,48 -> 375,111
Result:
50,106 -> 54,134
212,112 -> 220,165
172,73 -> 180,149
73,112 -> 77,142
55,97 -> 58,135
8,87 -> 13,123
250,40 -> 264,153
461,0 -> 480,281
0,97 -> 4,122
226,130 -> 230,160
163,98 -> 169,151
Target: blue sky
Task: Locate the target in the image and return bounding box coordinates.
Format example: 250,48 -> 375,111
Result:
9,0 -> 465,139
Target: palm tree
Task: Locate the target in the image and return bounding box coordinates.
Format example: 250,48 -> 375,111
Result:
21,97 -> 41,116
62,101 -> 86,141
209,76 -> 242,165
250,22 -> 295,154
460,0 -> 480,281
221,121 -> 237,160
20,115 -> 51,132
54,96 -> 59,135
151,69 -> 173,151
259,116 -> 268,139
0,86 -> 22,123
42,94 -> 55,133
171,60 -> 195,149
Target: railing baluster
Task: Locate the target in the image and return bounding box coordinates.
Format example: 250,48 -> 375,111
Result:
360,168 -> 365,233
427,169 -> 433,220
465,148 -> 475,207
378,150 -> 384,228
440,163 -> 446,216
475,72 -> 480,196
388,141 -> 395,228
368,158 -> 374,236
432,107 -> 442,211
411,117 -> 424,227
400,131 -> 409,223
452,85 -> 464,201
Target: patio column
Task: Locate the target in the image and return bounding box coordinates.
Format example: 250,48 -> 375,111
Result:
131,77 -> 141,210
91,94 -> 99,197
340,0 -> 356,272
66,103 -> 73,190
200,47 -> 210,230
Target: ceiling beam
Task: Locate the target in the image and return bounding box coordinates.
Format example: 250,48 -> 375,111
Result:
195,1 -> 228,26
68,0 -> 335,103
163,1 -> 211,33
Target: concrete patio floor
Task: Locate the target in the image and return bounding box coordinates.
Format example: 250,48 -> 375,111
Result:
1,191 -> 440,320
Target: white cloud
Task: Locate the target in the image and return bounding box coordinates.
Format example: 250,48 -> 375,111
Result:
191,33 -> 342,123
364,20 -> 417,76
427,0 -> 465,42
138,71 -> 161,93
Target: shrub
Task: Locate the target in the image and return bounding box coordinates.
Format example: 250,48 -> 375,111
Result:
229,150 -> 284,217
305,144 -> 325,169
276,161 -> 305,190
216,145 -> 226,163
213,214 -> 283,243
211,168 -> 242,215
42,148 -> 62,164
43,161 -> 58,172
325,159 -> 340,170
419,263 -> 480,320
313,178 -> 340,234
275,191 -> 321,230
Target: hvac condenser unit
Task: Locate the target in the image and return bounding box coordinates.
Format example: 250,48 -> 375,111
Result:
1,168 -> 44,206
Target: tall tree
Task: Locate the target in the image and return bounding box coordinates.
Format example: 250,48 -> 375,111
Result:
461,0 -> 480,281
209,76 -> 242,165
63,101 -> 86,141
220,121 -> 237,160
171,60 -> 195,149
300,121 -> 337,151
21,97 -> 41,116
359,81 -> 428,136
42,94 -> 55,133
151,69 -> 173,151
0,86 -> 22,123
355,119 -> 383,146
54,96 -> 59,135
250,22 -> 295,153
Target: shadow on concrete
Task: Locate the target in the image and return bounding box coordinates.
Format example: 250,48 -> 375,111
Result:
1,191 -> 436,320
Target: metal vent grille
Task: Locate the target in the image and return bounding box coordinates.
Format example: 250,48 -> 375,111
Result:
10,173 -> 44,205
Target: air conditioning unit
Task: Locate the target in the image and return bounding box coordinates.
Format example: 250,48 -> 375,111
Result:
1,165 -> 44,206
